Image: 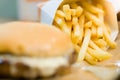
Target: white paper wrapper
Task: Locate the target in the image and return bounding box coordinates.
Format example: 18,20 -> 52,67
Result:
108,0 -> 120,13
39,0 -> 119,41
17,0 -> 49,21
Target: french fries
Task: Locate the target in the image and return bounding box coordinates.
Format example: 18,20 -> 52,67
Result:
102,24 -> 116,48
56,10 -> 65,18
53,0 -> 116,65
85,52 -> 97,65
91,25 -> 97,38
63,4 -> 71,21
93,39 -> 107,48
84,11 -> 102,26
84,21 -> 92,28
80,1 -> 104,14
54,16 -> 71,35
72,17 -> 81,44
78,15 -> 84,45
78,29 -> 91,62
87,47 -> 112,61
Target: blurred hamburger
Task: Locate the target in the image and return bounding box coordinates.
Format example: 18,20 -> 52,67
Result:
0,22 -> 77,78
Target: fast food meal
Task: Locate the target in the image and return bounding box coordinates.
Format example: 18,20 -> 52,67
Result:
53,0 -> 118,64
0,22 -> 77,78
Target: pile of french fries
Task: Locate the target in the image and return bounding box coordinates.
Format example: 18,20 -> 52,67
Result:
53,0 -> 116,64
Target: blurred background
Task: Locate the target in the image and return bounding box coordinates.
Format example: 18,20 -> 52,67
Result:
0,0 -> 18,21
0,0 -> 120,22
0,0 -> 43,22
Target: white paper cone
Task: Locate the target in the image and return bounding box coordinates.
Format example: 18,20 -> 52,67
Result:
108,0 -> 120,13
38,0 -> 62,24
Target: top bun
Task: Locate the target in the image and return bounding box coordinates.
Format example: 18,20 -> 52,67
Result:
0,22 -> 74,57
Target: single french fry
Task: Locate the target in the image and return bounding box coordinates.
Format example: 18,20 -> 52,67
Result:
105,23 -> 111,35
76,6 -> 83,17
97,26 -> 103,38
74,44 -> 80,53
72,16 -> 78,25
81,1 -> 104,14
96,3 -> 104,11
66,21 -> 72,28
70,2 -> 78,8
97,4 -> 104,21
87,47 -> 112,61
93,39 -> 107,48
66,21 -> 72,36
78,15 -> 85,45
70,3 -> 83,17
72,24 -> 81,44
88,40 -> 112,61
77,29 -> 91,62
63,4 -> 71,21
84,21 -> 92,28
89,40 -> 106,51
54,16 -> 66,28
91,25 -> 97,38
97,4 -> 104,38
56,10 -> 65,18
102,24 -> 116,48
85,52 -> 97,65
78,15 -> 85,27
71,9 -> 76,16
72,17 -> 81,44
53,21 -> 60,28
54,16 -> 70,35
84,11 -> 102,26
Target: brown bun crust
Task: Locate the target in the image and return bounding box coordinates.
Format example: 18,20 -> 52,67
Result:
0,22 -> 74,57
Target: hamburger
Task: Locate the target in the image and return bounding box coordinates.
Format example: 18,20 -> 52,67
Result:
0,22 -> 77,78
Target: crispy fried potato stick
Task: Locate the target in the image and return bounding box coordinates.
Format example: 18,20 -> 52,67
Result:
102,24 -> 116,48
72,16 -> 78,25
96,3 -> 104,11
85,52 -> 97,65
76,6 -> 83,17
70,2 -> 78,8
87,47 -> 112,61
81,1 -> 104,14
72,17 -> 81,44
97,4 -> 104,38
97,26 -> 103,38
74,44 -> 80,53
88,40 -> 112,61
66,21 -> 72,36
70,3 -> 83,17
78,15 -> 85,45
77,29 -> 91,62
91,25 -> 97,38
71,9 -> 76,16
54,16 -> 70,35
63,4 -> 71,21
93,39 -> 107,48
105,23 -> 111,35
89,40 -> 106,51
85,21 -> 92,28
56,10 -> 65,18
85,11 -> 102,26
